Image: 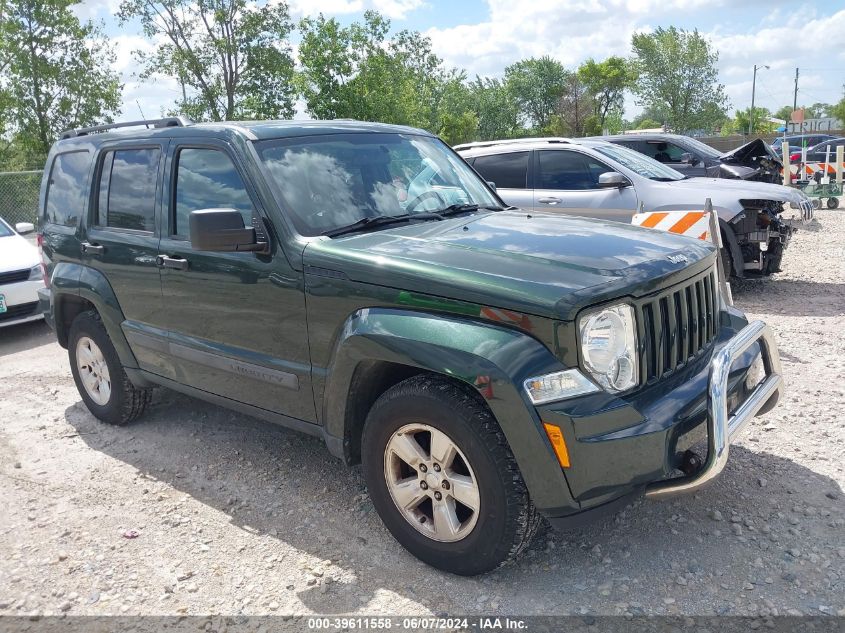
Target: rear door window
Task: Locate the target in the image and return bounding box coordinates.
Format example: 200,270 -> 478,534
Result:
44,151 -> 90,227
536,150 -> 611,190
96,148 -> 160,232
472,152 -> 529,189
641,141 -> 686,163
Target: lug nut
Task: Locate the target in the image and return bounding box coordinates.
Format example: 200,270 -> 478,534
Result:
433,464 -> 441,472
434,491 -> 442,501
420,481 -> 428,490
419,464 -> 428,473
442,481 -> 450,490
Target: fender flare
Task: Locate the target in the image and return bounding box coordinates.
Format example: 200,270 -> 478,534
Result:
719,219 -> 744,279
52,263 -> 139,368
320,307 -> 578,512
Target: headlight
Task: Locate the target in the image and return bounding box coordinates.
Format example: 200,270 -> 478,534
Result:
28,265 -> 42,281
579,303 -> 639,393
523,369 -> 599,405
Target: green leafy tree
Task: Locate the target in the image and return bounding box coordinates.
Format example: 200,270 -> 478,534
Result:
504,56 -> 568,131
0,0 -> 121,162
773,105 -> 794,123
631,26 -> 729,134
119,0 -> 296,121
723,106 -> 775,135
466,77 -> 521,140
297,11 -> 475,139
577,56 -> 634,131
832,89 -> 845,124
635,118 -> 662,130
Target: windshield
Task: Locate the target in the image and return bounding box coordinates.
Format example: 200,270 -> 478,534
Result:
681,136 -> 721,159
255,133 -> 501,236
0,219 -> 13,238
593,143 -> 685,181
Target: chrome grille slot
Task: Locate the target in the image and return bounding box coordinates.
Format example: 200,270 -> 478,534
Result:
638,268 -> 719,385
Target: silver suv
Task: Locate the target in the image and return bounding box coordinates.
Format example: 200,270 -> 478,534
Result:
456,137 -> 813,277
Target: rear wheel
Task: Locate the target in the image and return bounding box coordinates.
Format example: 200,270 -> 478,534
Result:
361,375 -> 539,575
827,197 -> 840,210
68,311 -> 152,425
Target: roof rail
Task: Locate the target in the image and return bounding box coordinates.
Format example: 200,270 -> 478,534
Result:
60,116 -> 193,139
453,137 -> 572,151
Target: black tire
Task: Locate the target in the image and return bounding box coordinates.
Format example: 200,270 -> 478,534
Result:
827,197 -> 839,210
68,310 -> 152,425
361,375 -> 540,575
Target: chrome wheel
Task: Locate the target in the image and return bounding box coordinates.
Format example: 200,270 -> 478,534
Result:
383,423 -> 480,542
76,336 -> 111,406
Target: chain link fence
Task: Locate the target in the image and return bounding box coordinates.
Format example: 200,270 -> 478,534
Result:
0,169 -> 43,227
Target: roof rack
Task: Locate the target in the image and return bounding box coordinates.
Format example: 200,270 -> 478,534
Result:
453,137 -> 572,151
60,116 -> 193,139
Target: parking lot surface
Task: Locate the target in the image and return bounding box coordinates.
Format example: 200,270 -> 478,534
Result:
1,212 -> 843,617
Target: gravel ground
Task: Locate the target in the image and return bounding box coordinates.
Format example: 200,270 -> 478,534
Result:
0,211 -> 843,619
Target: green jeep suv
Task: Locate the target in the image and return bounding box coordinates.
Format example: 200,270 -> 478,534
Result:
36,118 -> 783,575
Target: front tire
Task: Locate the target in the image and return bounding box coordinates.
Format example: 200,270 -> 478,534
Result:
361,375 -> 539,575
68,310 -> 152,425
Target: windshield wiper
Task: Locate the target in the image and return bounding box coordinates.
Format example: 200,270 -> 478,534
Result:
433,203 -> 504,217
322,212 -> 442,238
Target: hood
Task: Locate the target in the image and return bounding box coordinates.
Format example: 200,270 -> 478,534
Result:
720,138 -> 783,167
663,177 -> 808,205
303,211 -> 716,321
0,233 -> 39,273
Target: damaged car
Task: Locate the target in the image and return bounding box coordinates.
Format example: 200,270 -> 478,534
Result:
457,137 -> 814,278
595,133 -> 783,184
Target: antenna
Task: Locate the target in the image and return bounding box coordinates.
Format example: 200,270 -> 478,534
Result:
136,100 -> 149,128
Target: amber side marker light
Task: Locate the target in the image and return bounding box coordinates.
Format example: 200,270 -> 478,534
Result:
542,422 -> 570,468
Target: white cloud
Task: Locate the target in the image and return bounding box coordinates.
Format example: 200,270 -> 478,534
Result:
288,0 -> 424,19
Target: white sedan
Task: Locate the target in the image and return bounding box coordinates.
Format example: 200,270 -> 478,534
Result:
0,218 -> 45,328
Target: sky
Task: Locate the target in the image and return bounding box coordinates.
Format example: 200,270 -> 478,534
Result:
73,0 -> 845,124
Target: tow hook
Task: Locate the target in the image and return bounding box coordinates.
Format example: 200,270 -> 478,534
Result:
680,450 -> 704,475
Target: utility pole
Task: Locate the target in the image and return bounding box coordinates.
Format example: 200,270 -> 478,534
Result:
793,67 -> 799,113
749,64 -> 769,136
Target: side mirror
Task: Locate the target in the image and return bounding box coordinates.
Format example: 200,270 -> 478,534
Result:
15,222 -> 35,234
680,152 -> 694,165
189,208 -> 266,252
486,180 -> 497,191
597,172 -> 629,188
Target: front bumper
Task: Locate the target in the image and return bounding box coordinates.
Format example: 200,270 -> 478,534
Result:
0,279 -> 45,328
644,320 -> 782,498
536,316 -> 783,524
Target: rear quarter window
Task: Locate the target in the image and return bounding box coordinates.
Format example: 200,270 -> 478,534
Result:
44,150 -> 90,227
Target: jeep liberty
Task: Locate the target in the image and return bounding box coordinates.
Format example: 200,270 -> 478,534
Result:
37,118 -> 783,575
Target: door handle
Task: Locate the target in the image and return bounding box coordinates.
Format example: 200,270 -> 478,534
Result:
81,242 -> 104,255
537,197 -> 562,205
156,255 -> 189,271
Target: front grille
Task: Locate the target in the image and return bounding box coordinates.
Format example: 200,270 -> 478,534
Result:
637,268 -> 719,384
0,301 -> 39,323
0,268 -> 30,285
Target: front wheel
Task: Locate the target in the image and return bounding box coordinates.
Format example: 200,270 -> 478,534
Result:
361,375 -> 539,575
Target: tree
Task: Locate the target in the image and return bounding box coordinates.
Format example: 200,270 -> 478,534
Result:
723,106 -> 776,135
297,11 -> 476,140
119,0 -> 297,121
467,77 -> 520,141
504,56 -> 568,131
832,88 -> 845,124
577,56 -> 633,131
773,105 -> 794,123
0,0 -> 121,162
631,27 -> 729,134
551,72 -> 596,137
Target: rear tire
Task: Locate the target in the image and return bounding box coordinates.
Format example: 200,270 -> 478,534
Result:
68,310 -> 152,425
827,197 -> 839,210
361,375 -> 539,575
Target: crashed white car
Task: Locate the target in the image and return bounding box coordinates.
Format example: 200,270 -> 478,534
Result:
0,218 -> 45,327
457,137 -> 814,277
